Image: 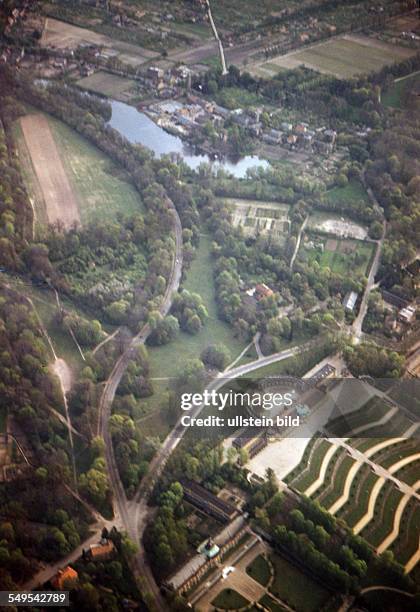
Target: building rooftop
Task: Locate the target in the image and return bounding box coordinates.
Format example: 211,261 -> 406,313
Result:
180,479 -> 237,521
52,566 -> 78,589
89,539 -> 115,559
343,291 -> 358,311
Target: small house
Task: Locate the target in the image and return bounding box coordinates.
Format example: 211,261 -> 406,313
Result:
51,566 -> 78,590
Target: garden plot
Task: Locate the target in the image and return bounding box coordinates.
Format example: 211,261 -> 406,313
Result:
302,233 -> 375,277
225,198 -> 290,240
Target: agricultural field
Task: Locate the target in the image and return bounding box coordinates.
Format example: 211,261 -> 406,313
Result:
41,17 -> 158,66
301,233 -> 375,277
18,114 -> 80,228
223,198 -> 290,241
254,34 -> 417,79
15,112 -> 144,228
76,71 -> 138,101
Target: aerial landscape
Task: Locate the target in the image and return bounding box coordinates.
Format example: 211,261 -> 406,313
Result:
0,0 -> 420,610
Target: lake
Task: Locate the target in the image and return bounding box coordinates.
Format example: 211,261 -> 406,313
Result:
108,100 -> 269,177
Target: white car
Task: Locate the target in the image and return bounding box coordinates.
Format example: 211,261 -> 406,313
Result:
222,566 -> 235,579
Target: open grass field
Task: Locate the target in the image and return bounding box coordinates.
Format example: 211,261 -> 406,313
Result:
324,179 -> 370,208
16,112 -> 144,228
257,34 -> 417,79
76,71 -> 137,101
170,21 -> 212,39
148,234 -> 247,381
47,116 -> 145,223
269,553 -> 330,612
19,114 -> 80,228
382,71 -> 420,109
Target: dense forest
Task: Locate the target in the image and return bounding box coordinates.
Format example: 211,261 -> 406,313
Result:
0,285 -> 93,587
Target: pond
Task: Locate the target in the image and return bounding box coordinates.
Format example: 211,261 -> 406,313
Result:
108,100 -> 269,177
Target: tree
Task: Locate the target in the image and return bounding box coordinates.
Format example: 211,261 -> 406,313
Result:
201,343 -> 231,370
148,315 -> 179,345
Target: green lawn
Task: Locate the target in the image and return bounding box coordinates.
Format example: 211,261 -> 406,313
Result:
243,337 -> 323,380
340,468 -> 379,528
170,21 -> 211,38
269,553 -> 330,612
143,234 -> 248,431
392,503 -> 420,566
316,454 -> 356,509
148,234 -> 246,380
325,180 -> 370,207
212,588 -> 249,610
291,439 -> 335,491
215,86 -> 266,109
362,483 -> 404,548
246,554 -> 271,587
76,71 -> 137,99
234,343 -> 258,367
47,116 -> 145,224
375,440 -> 419,470
382,72 -> 420,109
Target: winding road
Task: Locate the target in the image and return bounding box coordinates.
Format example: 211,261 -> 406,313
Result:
97,200 -> 183,609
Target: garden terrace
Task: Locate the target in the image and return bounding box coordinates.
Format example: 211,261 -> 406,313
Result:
338,467 -> 380,529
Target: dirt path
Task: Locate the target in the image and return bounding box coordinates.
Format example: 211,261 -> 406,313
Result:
20,114 -> 80,229
290,215 -> 308,270
52,358 -> 72,394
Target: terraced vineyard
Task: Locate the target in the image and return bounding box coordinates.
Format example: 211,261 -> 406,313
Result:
285,396 -> 420,572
